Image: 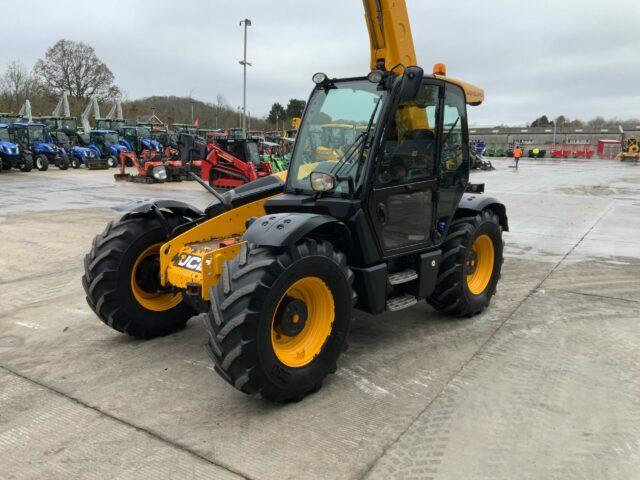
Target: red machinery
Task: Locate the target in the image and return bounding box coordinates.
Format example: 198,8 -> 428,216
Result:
550,144 -> 572,158
572,144 -> 595,159
200,141 -> 273,188
158,132 -> 274,189
597,139 -> 621,159
114,150 -> 186,183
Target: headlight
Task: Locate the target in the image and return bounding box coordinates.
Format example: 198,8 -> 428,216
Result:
312,72 -> 328,84
310,172 -> 335,192
152,165 -> 167,180
367,70 -> 384,83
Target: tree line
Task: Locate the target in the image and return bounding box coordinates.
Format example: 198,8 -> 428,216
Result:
529,115 -> 639,129
0,39 -> 306,131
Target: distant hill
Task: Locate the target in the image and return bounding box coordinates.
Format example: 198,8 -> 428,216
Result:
122,96 -> 270,131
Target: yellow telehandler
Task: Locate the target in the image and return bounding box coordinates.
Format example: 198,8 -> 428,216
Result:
83,0 -> 507,402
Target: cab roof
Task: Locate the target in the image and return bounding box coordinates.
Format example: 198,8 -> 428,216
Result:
433,75 -> 484,106
91,129 -> 118,134
13,122 -> 45,128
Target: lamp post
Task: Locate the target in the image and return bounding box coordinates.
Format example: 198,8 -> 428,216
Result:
239,18 -> 252,134
237,106 -> 242,128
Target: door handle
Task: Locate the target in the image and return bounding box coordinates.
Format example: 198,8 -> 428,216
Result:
377,202 -> 388,225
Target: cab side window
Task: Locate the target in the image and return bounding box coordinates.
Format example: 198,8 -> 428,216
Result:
376,84 -> 439,187
441,86 -> 468,175
436,85 -> 469,224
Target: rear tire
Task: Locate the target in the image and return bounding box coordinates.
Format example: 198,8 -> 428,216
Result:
35,154 -> 49,171
205,239 -> 355,402
82,214 -> 197,339
19,155 -> 33,172
428,210 -> 503,316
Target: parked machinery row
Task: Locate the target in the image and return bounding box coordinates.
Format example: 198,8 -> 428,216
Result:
483,142 -> 601,159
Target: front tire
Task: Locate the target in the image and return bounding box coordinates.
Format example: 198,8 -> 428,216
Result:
205,239 -> 354,402
71,157 -> 81,169
35,154 -> 49,171
107,155 -> 118,168
428,210 -> 503,316
82,214 -> 197,338
58,157 -> 70,170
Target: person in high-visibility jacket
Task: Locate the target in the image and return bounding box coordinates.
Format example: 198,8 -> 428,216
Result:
532,146 -> 540,158
514,145 -> 523,169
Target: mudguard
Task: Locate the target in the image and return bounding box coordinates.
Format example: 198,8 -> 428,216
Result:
457,193 -> 509,231
141,138 -> 162,152
120,199 -> 203,220
87,144 -> 101,157
110,144 -> 128,156
33,141 -> 56,155
243,212 -> 352,249
118,140 -> 133,153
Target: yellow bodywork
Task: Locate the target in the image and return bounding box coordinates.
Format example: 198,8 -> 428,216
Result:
160,199 -> 265,300
160,194 -> 282,301
362,0 -> 484,106
435,75 -> 485,106
363,0 -> 417,73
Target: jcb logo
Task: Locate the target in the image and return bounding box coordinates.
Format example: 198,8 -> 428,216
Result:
177,254 -> 202,272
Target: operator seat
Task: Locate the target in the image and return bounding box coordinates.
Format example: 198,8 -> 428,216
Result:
386,128 -> 436,183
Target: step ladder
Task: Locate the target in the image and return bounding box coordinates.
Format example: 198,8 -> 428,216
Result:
386,269 -> 418,311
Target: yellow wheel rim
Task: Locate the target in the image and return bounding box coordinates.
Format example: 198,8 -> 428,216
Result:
130,243 -> 182,312
466,234 -> 495,295
271,277 -> 335,368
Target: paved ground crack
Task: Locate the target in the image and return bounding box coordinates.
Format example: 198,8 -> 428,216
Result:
0,267 -> 80,286
550,289 -> 640,305
0,364 -> 251,480
359,201 -> 616,479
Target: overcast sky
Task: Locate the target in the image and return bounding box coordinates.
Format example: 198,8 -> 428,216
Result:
2,0 -> 638,125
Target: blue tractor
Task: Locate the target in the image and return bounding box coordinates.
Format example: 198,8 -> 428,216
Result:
87,129 -> 129,168
0,123 -> 32,172
471,140 -> 487,156
49,130 -> 107,169
8,122 -> 69,171
120,125 -> 162,155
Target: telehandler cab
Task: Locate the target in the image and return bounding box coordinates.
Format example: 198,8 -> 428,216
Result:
83,0 -> 507,402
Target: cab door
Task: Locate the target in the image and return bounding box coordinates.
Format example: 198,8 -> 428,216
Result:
122,128 -> 138,151
368,82 -> 442,257
435,84 -> 470,233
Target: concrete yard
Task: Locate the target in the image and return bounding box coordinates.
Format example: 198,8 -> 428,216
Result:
1,158 -> 639,479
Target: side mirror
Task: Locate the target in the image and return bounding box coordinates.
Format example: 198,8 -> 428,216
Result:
399,66 -> 424,101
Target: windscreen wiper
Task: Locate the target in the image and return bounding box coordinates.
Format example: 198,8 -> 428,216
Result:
329,131 -> 368,176
441,117 -> 460,148
331,96 -> 382,179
